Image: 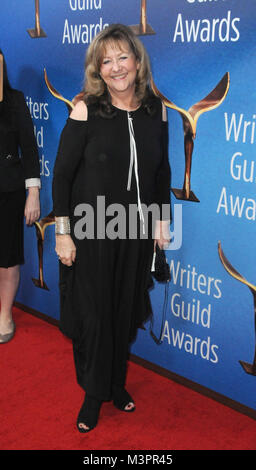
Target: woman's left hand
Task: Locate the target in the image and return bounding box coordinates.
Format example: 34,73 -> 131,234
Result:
24,187 -> 40,225
154,220 -> 171,250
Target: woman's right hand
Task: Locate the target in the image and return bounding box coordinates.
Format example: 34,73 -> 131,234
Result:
55,235 -> 76,266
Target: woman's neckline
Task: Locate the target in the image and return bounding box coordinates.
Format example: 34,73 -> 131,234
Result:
111,102 -> 142,113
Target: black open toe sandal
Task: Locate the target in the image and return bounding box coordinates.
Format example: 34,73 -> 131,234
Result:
76,394 -> 102,433
112,387 -> 136,412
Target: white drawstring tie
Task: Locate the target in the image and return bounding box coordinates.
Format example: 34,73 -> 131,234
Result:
127,112 -> 146,234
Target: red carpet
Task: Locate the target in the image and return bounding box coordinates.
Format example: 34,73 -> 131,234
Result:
0,307 -> 255,451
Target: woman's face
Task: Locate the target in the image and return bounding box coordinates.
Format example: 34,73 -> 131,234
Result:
99,40 -> 140,98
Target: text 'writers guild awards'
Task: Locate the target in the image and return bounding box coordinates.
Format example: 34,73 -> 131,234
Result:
218,242 -> 256,376
129,0 -> 155,36
31,69 -> 74,290
152,73 -> 230,202
27,0 -> 47,38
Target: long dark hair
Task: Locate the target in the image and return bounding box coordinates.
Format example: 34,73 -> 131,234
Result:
0,49 -> 12,96
0,49 -> 15,126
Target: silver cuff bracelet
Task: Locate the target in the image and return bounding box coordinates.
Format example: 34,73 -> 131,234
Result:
55,216 -> 71,235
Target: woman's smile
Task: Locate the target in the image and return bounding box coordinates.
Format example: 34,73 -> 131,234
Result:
111,73 -> 127,80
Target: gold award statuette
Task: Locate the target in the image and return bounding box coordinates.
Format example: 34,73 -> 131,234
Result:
129,0 -> 155,36
151,73 -> 230,202
0,54 -> 3,102
218,242 -> 256,376
27,0 -> 46,38
44,68 -> 74,113
32,211 -> 55,290
31,70 -> 74,289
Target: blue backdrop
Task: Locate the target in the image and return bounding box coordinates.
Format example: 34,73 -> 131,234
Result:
1,0 -> 256,412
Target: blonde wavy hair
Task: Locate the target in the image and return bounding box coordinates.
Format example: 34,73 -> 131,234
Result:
82,24 -> 152,104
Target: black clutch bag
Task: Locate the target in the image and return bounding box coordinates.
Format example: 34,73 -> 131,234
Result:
151,244 -> 171,283
150,245 -> 171,345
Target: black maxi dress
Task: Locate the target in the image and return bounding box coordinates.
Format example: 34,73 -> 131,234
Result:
52,96 -> 171,401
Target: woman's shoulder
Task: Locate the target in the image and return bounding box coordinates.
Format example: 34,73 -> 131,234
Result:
144,90 -> 167,121
161,101 -> 167,122
69,99 -> 88,121
153,95 -> 167,121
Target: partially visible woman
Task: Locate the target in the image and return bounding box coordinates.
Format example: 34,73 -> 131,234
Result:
0,49 -> 41,343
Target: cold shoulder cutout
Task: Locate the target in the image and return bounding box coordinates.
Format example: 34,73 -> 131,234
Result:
69,100 -> 88,121
161,101 -> 167,122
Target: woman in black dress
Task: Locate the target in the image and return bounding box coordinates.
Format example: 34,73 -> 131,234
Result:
52,24 -> 171,433
0,50 -> 40,343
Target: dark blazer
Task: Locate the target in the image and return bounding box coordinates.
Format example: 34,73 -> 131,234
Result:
0,90 -> 40,192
